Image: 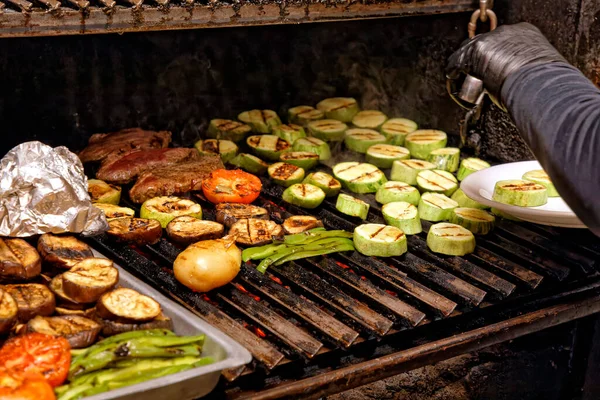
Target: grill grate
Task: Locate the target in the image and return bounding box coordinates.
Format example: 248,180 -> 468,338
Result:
86,164 -> 600,394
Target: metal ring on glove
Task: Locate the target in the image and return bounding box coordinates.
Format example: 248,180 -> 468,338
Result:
468,9 -> 498,38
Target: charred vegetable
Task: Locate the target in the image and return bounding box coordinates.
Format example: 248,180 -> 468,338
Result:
202,169 -> 262,204
449,208 -> 496,235
303,171 -> 342,198
229,219 -> 283,246
316,97 -> 359,122
49,276 -> 92,311
140,196 -> 202,229
247,135 -> 291,161
279,151 -> 320,170
26,315 -> 101,349
207,119 -> 252,142
344,128 -> 386,153
353,224 -> 407,257
268,162 -> 305,187
238,109 -> 282,133
404,130 -> 447,160
0,288 -> 18,334
94,203 -> 135,220
96,288 -> 162,323
427,147 -> 460,172
282,183 -> 326,209
381,201 -> 422,235
106,218 -> 162,245
3,284 -> 55,322
97,313 -> 173,337
228,153 -> 269,175
336,193 -> 370,220
352,110 -> 387,129
416,169 -> 458,196
87,179 -> 121,205
288,105 -> 324,126
492,180 -> 548,207
375,181 -> 421,205
427,223 -> 476,256
0,238 -> 41,281
292,137 -> 332,161
194,139 -> 238,163
307,119 -> 348,142
282,216 -> 324,234
173,237 -> 241,292
166,216 -> 224,245
365,144 -> 410,168
457,158 -> 491,181
215,203 -> 269,228
62,258 -> 119,304
380,118 -> 418,145
522,169 -> 559,197
272,124 -> 307,144
333,162 -> 387,194
37,234 -> 93,270
390,159 -> 435,185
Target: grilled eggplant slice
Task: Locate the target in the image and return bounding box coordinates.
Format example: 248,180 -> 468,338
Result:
0,288 -> 18,335
55,306 -> 95,317
229,218 -> 283,246
282,216 -> 324,234
62,258 -> 119,303
3,284 -> 55,322
88,179 -> 122,204
166,216 -> 224,245
94,203 -> 135,220
49,275 -> 92,310
97,312 -> 173,337
96,288 -> 162,323
25,315 -> 101,348
0,238 -> 41,281
106,217 -> 162,245
215,203 -> 269,228
37,234 -> 93,270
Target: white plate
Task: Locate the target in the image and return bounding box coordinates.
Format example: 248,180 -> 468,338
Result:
460,160 -> 586,228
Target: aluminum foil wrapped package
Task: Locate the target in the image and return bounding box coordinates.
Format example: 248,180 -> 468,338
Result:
0,141 -> 109,237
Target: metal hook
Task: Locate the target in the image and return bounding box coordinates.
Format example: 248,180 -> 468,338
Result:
468,9 -> 498,38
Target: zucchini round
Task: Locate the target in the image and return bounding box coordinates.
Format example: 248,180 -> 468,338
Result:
194,139 -> 238,163
238,109 -> 282,133
353,224 -> 407,257
352,110 -> 387,129
492,179 -> 548,207
380,118 -> 418,145
449,207 -> 496,235
228,153 -> 269,175
333,162 -> 387,194
427,222 -> 476,256
292,137 -> 332,161
208,119 -> 252,142
247,135 -> 291,161
88,179 -> 121,205
316,97 -> 360,122
418,192 -> 458,222
268,162 -> 305,187
307,119 -> 348,142
288,105 -> 325,126
382,202 -> 422,235
416,170 -> 458,196
375,181 -> 421,205
522,169 -> 559,197
336,193 -> 370,220
390,159 -> 435,185
365,144 -> 410,168
272,124 -> 307,145
344,129 -> 386,153
427,147 -> 460,172
404,130 -> 447,160
303,172 -> 342,197
457,158 -> 490,181
282,183 -> 326,209
140,196 -> 202,228
280,151 -> 320,170
451,188 -> 489,210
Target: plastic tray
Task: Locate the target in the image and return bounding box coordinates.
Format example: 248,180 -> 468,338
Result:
83,249 -> 252,400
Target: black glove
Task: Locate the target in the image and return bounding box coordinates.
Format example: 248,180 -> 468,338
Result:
446,22 -> 567,101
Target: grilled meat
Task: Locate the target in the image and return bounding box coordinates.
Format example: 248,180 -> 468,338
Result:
96,148 -> 200,184
78,128 -> 172,163
129,156 -> 224,203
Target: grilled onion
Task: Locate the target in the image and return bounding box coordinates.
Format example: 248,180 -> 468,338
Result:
96,288 -> 162,323
62,258 -> 119,303
25,315 -> 101,349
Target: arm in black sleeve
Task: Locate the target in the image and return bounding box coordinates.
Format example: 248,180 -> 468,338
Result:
501,63 -> 600,236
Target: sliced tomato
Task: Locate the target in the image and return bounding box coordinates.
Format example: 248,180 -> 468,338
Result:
0,368 -> 55,400
0,333 -> 70,388
202,169 -> 262,204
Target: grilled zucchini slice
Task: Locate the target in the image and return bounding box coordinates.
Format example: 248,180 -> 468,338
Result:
194,139 -> 239,163
375,181 -> 420,205
292,137 -> 332,161
62,258 -> 119,303
451,188 -> 489,210
0,238 -> 41,281
365,144 -> 410,168
344,128 -> 386,153
390,159 -> 435,185
247,135 -> 291,161
492,180 -> 548,207
288,105 -> 325,126
427,223 -> 476,256
457,158 -> 490,181
282,183 -> 326,209
449,208 -> 496,235
208,119 -> 252,142
166,216 -> 225,245
303,172 -> 342,198
97,288 -> 162,323
307,119 -> 348,142
380,118 -> 418,145
282,216 -> 324,234
268,162 -> 305,187
333,162 -> 387,194
3,284 -> 55,322
26,315 -> 101,349
88,179 -> 121,205
215,203 -> 269,228
0,288 -> 18,335
353,224 -> 407,257
37,234 -> 93,270
140,196 -> 202,228
416,170 -> 458,196
404,130 -> 447,160
106,218 -> 162,245
382,201 -> 422,235
229,219 -> 283,246
273,124 -> 307,144
336,193 -> 369,220
316,97 -> 360,122
352,110 -> 387,129
418,192 -> 458,222
280,152 -> 320,170
228,153 -> 269,175
94,203 -> 136,220
427,147 -> 460,172
238,109 -> 282,133
522,169 -> 559,197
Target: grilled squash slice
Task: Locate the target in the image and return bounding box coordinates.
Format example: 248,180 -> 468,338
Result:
0,238 -> 41,281
215,203 -> 269,228
106,218 -> 162,245
37,234 -> 93,270
166,216 -> 224,246
229,219 -> 283,246
3,283 -> 55,322
62,258 -> 119,303
282,216 -> 324,234
96,288 -> 162,323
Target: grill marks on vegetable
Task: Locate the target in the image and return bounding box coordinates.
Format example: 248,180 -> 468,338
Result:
501,182 -> 545,191
272,163 -> 300,179
369,225 -> 405,241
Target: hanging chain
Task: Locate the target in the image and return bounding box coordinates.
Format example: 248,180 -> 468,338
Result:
468,0 -> 498,38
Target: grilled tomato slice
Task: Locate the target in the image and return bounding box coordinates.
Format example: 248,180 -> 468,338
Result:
0,333 -> 70,387
0,368 -> 55,400
202,169 -> 262,204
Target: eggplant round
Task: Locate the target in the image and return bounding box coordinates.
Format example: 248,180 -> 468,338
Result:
25,315 -> 101,348
49,275 -> 94,310
96,312 -> 173,337
37,234 -> 93,269
62,258 -> 119,303
215,203 -> 269,228
166,216 -> 224,246
0,238 -> 41,281
0,288 -> 18,335
55,306 -> 95,318
282,215 -> 324,234
107,218 -> 162,245
96,288 -> 162,323
229,219 -> 283,246
3,283 -> 55,322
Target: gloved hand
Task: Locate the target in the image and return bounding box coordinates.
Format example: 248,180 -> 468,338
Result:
446,22 -> 567,102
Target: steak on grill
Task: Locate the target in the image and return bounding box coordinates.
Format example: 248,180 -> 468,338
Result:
129,156 -> 225,203
96,148 -> 200,184
79,128 -> 172,163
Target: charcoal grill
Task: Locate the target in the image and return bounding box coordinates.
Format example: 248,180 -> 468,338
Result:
85,162 -> 600,399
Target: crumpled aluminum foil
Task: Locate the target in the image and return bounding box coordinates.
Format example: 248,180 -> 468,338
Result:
0,141 -> 109,237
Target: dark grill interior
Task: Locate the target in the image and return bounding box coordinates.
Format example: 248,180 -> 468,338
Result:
85,162 -> 600,397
